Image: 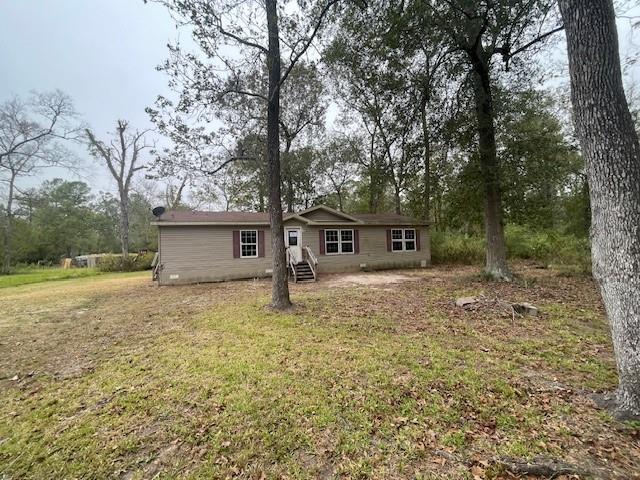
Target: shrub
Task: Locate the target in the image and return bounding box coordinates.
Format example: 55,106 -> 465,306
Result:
431,231 -> 485,265
545,235 -> 591,274
96,255 -> 127,272
505,225 -> 590,270
432,226 -> 590,271
97,252 -> 155,272
505,225 -> 554,261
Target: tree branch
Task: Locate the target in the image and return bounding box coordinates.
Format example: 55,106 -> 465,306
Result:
495,24 -> 565,68
217,18 -> 269,54
277,0 -> 340,94
202,155 -> 256,176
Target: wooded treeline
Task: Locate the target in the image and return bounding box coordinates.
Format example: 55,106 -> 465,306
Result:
0,178 -> 157,266
0,85 -> 594,268
189,88 -> 590,236
146,0 -> 599,278
3,1 -> 639,271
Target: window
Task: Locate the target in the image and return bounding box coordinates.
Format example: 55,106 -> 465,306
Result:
341,230 -> 354,253
391,229 -> 416,252
392,229 -> 403,252
240,230 -> 258,258
325,229 -> 354,255
287,230 -> 298,246
404,229 -> 416,251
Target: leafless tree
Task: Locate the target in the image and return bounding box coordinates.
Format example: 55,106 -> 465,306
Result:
0,91 -> 81,273
162,174 -> 190,210
0,91 -> 81,166
86,121 -> 152,258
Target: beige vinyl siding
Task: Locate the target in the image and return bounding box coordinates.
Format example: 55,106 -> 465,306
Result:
305,225 -> 430,273
301,209 -> 350,222
157,223 -> 430,285
158,225 -> 272,285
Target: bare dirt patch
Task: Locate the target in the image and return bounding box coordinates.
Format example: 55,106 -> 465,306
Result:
324,271 -> 421,287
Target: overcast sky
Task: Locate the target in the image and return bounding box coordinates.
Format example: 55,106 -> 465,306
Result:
1,1 -> 639,196
0,0 -> 178,192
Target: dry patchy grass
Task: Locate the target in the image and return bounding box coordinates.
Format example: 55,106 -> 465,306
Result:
0,264 -> 638,479
0,266 -> 108,289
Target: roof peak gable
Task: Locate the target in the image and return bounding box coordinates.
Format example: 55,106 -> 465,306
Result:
296,204 -> 363,223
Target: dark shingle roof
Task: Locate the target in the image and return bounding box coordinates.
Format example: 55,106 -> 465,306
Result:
156,208 -> 427,225
158,211 -> 269,223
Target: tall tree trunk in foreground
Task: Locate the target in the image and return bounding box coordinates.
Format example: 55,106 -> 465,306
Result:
393,182 -> 402,215
471,59 -> 511,280
266,0 -> 292,310
420,98 -> 431,223
559,0 -> 640,419
283,138 -> 295,213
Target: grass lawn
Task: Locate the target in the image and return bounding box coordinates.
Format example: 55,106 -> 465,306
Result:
0,267 -> 148,289
0,264 -> 638,479
0,266 -> 105,288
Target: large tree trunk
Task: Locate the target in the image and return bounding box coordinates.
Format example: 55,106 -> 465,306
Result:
266,0 -> 292,310
393,183 -> 402,215
431,148 -> 444,231
421,99 -> 431,222
471,61 -> 511,280
367,167 -> 377,212
2,170 -> 16,274
258,176 -> 266,213
370,171 -> 383,213
283,139 -> 294,213
367,158 -> 385,213
366,129 -> 383,213
559,0 -> 640,419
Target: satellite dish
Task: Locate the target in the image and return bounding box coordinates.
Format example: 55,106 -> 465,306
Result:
152,206 -> 166,217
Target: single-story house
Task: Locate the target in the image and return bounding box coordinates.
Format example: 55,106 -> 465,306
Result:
151,204 -> 430,285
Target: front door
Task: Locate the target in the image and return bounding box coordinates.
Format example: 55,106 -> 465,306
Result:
285,228 -> 303,264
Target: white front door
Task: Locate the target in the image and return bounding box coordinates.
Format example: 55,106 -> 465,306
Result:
285,227 -> 303,263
